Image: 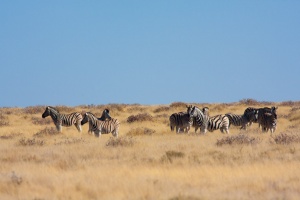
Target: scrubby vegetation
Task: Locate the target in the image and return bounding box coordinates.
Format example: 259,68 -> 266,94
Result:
0,100 -> 300,199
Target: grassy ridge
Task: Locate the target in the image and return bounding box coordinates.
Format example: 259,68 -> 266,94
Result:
0,101 -> 300,199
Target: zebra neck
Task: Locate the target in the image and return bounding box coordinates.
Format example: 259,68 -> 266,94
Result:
50,110 -> 60,121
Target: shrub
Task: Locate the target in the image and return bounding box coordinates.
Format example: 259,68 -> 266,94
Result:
239,98 -> 260,105
127,113 -> 153,123
19,138 -> 45,146
127,127 -> 156,136
55,106 -> 75,113
161,150 -> 185,163
23,106 -> 45,114
106,104 -> 127,112
106,136 -> 135,147
270,133 -> 300,145
0,121 -> 9,127
169,102 -> 187,108
216,134 -> 261,146
0,132 -> 22,140
34,127 -> 59,137
127,106 -> 146,113
280,101 -> 300,107
153,106 -> 170,113
55,138 -> 86,145
0,113 -> 9,126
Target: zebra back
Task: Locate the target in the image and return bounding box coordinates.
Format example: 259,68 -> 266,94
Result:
225,113 -> 246,127
207,114 -> 230,133
169,112 -> 192,133
98,119 -> 120,135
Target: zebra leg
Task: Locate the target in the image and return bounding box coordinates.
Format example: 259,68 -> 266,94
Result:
224,127 -> 229,134
94,130 -> 100,137
56,124 -> 62,132
186,126 -> 190,134
112,130 -> 118,137
200,127 -> 207,134
75,123 -> 82,133
170,125 -> 174,132
240,123 -> 247,130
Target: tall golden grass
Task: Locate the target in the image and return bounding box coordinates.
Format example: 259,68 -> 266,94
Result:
0,101 -> 300,199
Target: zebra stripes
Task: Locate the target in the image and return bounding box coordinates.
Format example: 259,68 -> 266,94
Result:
187,105 -> 229,134
42,106 -> 83,132
169,112 -> 193,133
81,112 -> 120,137
244,106 -> 278,133
225,110 -> 258,130
257,107 -> 277,133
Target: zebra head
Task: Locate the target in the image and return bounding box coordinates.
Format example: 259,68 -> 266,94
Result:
186,105 -> 195,118
81,112 -> 90,125
42,106 -> 56,118
98,109 -> 112,121
186,105 -> 205,119
271,106 -> 278,119
81,112 -> 98,125
245,109 -> 259,123
202,107 -> 209,116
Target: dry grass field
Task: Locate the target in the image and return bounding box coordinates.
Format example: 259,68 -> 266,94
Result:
1,100 -> 300,200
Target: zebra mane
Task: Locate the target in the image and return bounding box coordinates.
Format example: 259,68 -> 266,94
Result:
85,112 -> 97,119
193,106 -> 204,114
48,106 -> 59,113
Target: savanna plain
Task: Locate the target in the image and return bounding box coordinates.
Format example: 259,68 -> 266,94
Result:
1,100 -> 300,200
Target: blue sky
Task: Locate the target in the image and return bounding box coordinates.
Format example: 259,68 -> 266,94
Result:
1,1 -> 300,107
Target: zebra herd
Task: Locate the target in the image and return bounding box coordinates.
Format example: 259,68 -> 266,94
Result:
170,105 -> 278,134
42,106 -> 120,137
41,104 -> 278,138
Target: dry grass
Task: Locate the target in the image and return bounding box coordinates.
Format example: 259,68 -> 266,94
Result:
0,101 -> 300,199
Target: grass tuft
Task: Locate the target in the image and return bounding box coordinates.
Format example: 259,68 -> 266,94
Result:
23,106 -> 45,114
34,127 -> 59,137
127,113 -> 153,123
19,138 -> 45,146
126,127 -> 156,136
106,136 -> 135,147
216,134 -> 261,146
270,132 -> 300,145
161,150 -> 185,163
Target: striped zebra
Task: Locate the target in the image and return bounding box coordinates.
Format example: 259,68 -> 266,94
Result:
244,106 -> 278,133
169,112 -> 193,133
42,106 -> 83,132
81,112 -> 120,137
187,105 -> 230,134
225,109 -> 258,130
257,107 -> 277,133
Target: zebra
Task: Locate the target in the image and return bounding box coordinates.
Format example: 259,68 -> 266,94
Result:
257,107 -> 278,133
187,105 -> 230,134
244,106 -> 278,132
42,106 -> 83,132
169,112 -> 193,133
225,109 -> 258,130
81,112 -> 120,137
